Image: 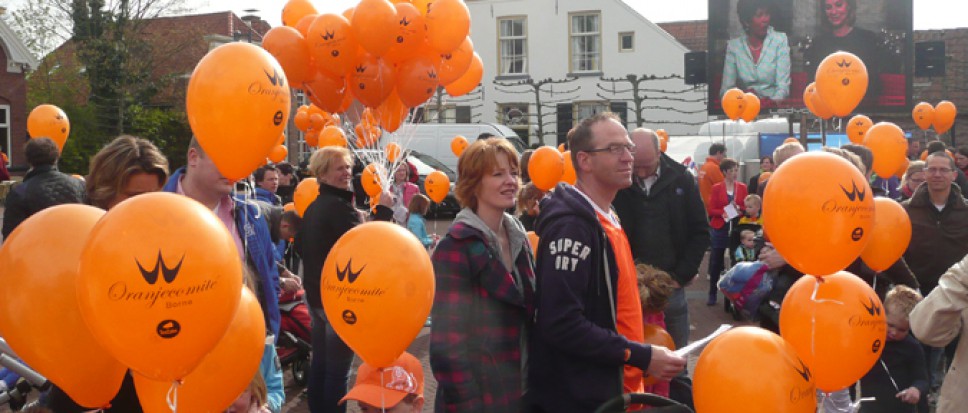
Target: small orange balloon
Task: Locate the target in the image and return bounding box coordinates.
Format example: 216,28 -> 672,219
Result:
261,26 -> 313,85
740,93 -> 760,122
863,122 -> 908,178
934,100 -> 958,135
304,129 -> 320,147
783,137 -> 799,144
451,135 -> 468,157
294,178 -> 319,217
815,51 -> 869,117
282,0 -> 318,27
307,14 -> 359,78
348,51 -> 396,108
425,0 -> 471,54
352,0 -> 398,57
912,102 -> 935,131
425,170 -> 451,203
355,123 -> 381,147
641,325 -> 675,386
444,52 -> 482,97
283,202 -> 296,212
529,146 -> 565,191
27,104 -> 70,150
561,151 -> 577,185
846,115 -> 873,145
437,37 -> 475,86
294,109 -> 311,131
860,198 -> 912,272
269,145 -> 288,164
295,13 -> 317,38
319,126 -> 348,148
361,163 -> 385,197
780,272 -> 886,392
803,82 -> 834,120
386,142 -> 402,162
527,231 -> 539,252
721,88 -> 747,121
557,143 -> 566,152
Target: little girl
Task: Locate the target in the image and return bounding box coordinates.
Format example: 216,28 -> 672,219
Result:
407,194 -> 438,250
636,263 -> 678,397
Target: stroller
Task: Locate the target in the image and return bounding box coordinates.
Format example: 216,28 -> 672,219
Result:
1,338 -> 50,410
595,393 -> 693,413
277,289 -> 312,387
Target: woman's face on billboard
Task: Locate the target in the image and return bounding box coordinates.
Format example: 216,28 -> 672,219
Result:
749,8 -> 771,37
824,0 -> 850,28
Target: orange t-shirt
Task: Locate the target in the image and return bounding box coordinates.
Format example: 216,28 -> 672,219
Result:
597,212 -> 645,394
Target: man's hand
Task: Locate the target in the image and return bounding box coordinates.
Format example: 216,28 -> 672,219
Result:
645,346 -> 686,382
896,387 -> 920,404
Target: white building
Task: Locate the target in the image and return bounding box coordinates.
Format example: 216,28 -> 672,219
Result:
430,0 -> 708,147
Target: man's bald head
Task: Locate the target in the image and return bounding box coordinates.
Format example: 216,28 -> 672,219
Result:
630,128 -> 660,178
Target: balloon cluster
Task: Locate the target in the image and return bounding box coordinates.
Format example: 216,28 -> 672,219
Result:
912,101 -> 958,135
721,89 -> 761,122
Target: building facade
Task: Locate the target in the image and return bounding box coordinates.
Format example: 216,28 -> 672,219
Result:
0,17 -> 38,169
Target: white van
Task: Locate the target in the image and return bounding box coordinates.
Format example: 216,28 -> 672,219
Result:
390,123 -> 527,173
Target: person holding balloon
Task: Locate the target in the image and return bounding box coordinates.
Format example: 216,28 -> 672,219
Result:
705,158 -> 747,307
296,146 -> 393,413
390,161 -> 420,224
429,138 -> 535,412
719,0 -> 791,103
1,137 -> 85,239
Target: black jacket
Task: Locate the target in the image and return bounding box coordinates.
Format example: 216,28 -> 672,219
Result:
902,184 -> 968,295
295,183 -> 391,309
613,153 -> 711,286
2,165 -> 85,238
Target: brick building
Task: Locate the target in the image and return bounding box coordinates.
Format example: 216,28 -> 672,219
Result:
0,17 -> 39,170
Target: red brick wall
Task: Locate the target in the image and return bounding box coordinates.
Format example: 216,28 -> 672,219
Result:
0,46 -> 28,172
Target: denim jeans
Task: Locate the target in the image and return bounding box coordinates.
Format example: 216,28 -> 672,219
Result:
308,307 -> 354,413
663,287 -> 690,351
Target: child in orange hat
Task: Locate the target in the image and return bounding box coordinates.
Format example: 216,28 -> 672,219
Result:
340,352 -> 425,413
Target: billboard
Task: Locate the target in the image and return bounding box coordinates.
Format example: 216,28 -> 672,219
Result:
708,0 -> 913,116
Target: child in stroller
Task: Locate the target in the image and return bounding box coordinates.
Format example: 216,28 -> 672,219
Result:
277,288 -> 312,387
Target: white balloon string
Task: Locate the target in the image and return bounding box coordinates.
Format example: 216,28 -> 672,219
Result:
872,271 -> 878,294
165,380 -> 181,413
381,367 -> 387,413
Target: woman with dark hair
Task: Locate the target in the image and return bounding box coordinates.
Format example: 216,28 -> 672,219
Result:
955,146 -> 968,176
720,0 -> 791,103
747,155 -> 773,194
806,0 -> 888,105
706,158 -> 747,307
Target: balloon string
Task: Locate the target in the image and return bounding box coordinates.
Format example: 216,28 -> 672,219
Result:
166,380 -> 181,413
872,271 -> 878,294
381,367 -> 387,413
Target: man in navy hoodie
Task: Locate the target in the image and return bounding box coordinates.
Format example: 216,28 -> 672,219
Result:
529,113 -> 686,413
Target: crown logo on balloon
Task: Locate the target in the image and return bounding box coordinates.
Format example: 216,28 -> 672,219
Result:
322,30 -> 335,41
136,251 -> 184,285
839,181 -> 866,202
356,65 -> 367,73
264,68 -> 285,87
836,59 -> 852,68
860,297 -> 882,316
400,16 -> 411,26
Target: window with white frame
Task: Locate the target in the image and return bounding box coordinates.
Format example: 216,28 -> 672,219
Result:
574,101 -> 608,121
570,12 -> 602,72
498,17 -> 528,76
619,32 -> 634,52
425,105 -> 457,123
0,105 -> 9,166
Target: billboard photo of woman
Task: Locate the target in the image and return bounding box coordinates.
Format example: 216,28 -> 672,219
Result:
720,0 -> 792,104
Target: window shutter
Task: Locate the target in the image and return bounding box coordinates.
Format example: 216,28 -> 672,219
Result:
456,106 -> 472,123
609,101 -> 629,127
556,103 -> 573,146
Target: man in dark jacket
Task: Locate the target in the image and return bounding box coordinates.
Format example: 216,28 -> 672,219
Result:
614,128 -> 710,351
2,137 -> 84,239
529,113 -> 685,413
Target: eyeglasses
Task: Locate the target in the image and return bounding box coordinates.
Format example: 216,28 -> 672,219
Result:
926,167 -> 953,175
583,143 -> 636,155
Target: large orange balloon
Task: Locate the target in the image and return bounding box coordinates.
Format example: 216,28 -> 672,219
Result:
0,205 -> 126,408
383,2 -> 428,65
425,170 -> 450,203
860,198 -> 912,272
694,327 -> 817,413
377,90 -> 408,132
444,52 -> 482,97
361,163 -> 385,197
134,288 -> 265,413
294,178 -> 319,217
425,0 -> 471,54
451,135 -> 468,156
803,82 -> 834,120
438,37 -> 475,85
762,152 -> 874,276
261,26 -> 313,85
348,52 -> 396,108
912,102 -> 935,131
561,151 -> 577,185
934,100 -> 957,135
863,122 -> 908,178
351,0 -> 398,57
815,51 -> 868,117
186,43 -> 291,181
321,222 -> 435,367
529,146 -> 565,191
76,193 -> 243,381
282,0 -> 317,27
845,115 -> 873,145
740,93 -> 760,122
780,272 -> 886,392
721,88 -> 747,121
307,14 -> 359,77
396,56 -> 440,107
27,104 -> 70,150
269,145 -> 288,164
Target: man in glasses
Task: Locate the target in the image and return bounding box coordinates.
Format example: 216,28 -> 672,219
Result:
529,113 -> 685,413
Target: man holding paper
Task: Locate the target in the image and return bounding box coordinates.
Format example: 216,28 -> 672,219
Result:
706,158 -> 747,307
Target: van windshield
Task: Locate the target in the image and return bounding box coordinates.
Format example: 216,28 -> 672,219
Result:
408,151 -> 457,181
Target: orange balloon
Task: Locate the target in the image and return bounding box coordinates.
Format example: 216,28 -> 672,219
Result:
186,43 -> 291,181
307,14 -> 359,78
758,171 -> 772,184
412,0 -> 431,15
396,55 -> 440,107
815,51 -> 869,117
934,100 -> 957,135
383,2 -> 428,65
27,104 -> 70,150
451,135 -> 468,156
763,152 -> 874,276
283,202 -> 296,212
304,129 -> 320,147
557,143 -> 566,152
361,163 -> 385,197
319,126 -> 348,148
294,109 -> 311,131
561,151 -> 577,185
641,325 -> 675,386
425,0 -> 470,54
352,0 -> 398,57
294,178 -> 319,217
783,137 -> 799,144
845,115 -> 873,145
343,6 -> 356,21
694,327 -> 817,413
527,231 -> 539,253
438,37 -> 474,86
444,52 -> 482,97
780,272 -> 886,392
803,82 -> 834,120
134,287 -> 265,413
863,122 -> 908,178
528,146 -> 565,191
269,145 -> 288,164
322,222 -> 435,367
385,142 -> 402,162
348,51 -> 396,108
721,88 -> 747,121
425,170 -> 450,203
0,205 -> 126,408
377,90 -> 408,132
895,158 -> 910,179
282,0 -> 318,27
740,93 -> 760,122
76,193 -> 243,381
860,198 -> 912,272
355,123 -> 381,147
262,26 -> 313,85
304,70 -> 347,114
295,13 -> 317,38
912,102 -> 935,131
